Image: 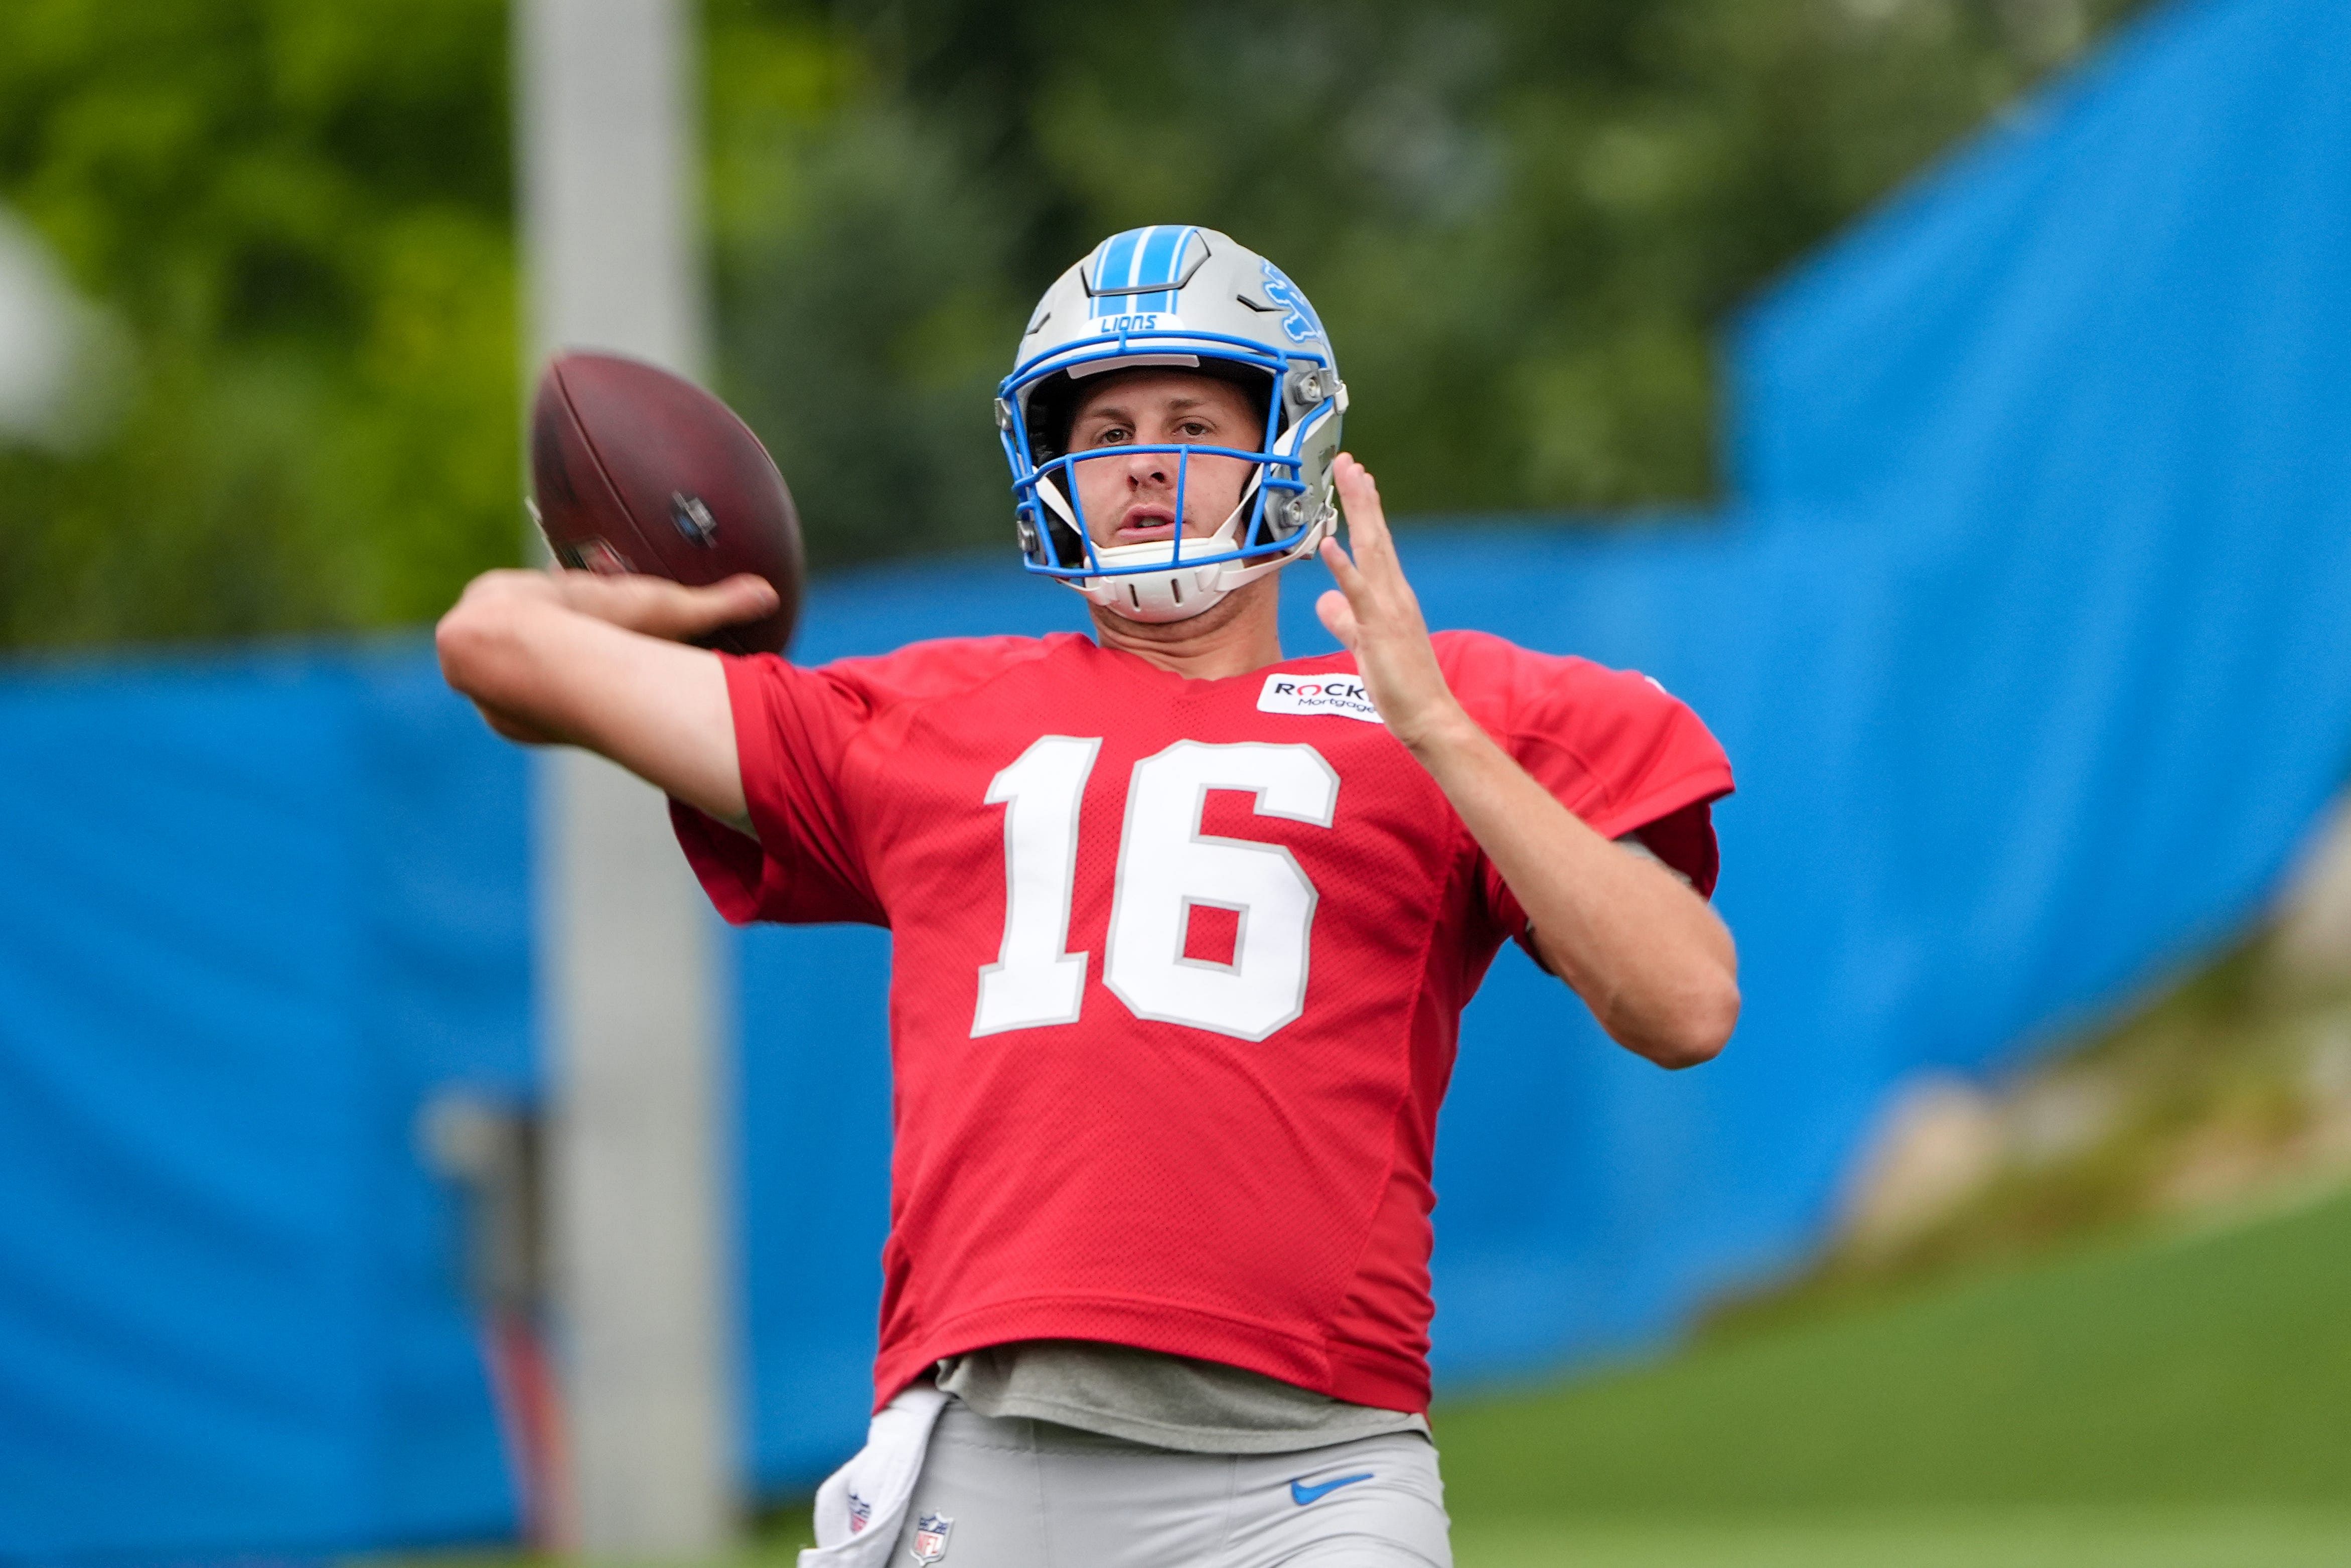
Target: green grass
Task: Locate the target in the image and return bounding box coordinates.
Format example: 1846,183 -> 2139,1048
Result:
1427,1186 -> 2351,1561
406,1507 -> 2351,1568
1452,1510 -> 2351,1567
1432,1187 -> 2351,1523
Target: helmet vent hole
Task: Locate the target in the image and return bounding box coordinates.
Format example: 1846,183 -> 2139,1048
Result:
1128,585 -> 1142,610
1171,580 -> 1183,604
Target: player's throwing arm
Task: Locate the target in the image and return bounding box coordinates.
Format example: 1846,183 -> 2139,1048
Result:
436,566 -> 774,832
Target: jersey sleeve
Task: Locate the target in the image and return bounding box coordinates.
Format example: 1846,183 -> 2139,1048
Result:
671,634 -> 1063,927
1440,633 -> 1735,945
669,653 -> 887,926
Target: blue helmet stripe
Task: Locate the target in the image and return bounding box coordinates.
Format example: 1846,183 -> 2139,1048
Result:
1091,229 -> 1143,318
1120,226 -> 1151,293
1130,223 -> 1166,311
1135,224 -> 1185,315
1127,224 -> 1161,313
1090,225 -> 1212,319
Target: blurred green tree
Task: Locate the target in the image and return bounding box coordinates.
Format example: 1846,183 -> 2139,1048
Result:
713,0 -> 2146,567
0,0 -> 517,648
0,0 -> 2146,644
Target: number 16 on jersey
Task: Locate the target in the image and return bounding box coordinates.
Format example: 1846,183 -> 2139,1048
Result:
973,737 -> 1341,1043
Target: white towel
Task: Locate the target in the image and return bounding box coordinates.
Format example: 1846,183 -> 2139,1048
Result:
800,1385 -> 951,1568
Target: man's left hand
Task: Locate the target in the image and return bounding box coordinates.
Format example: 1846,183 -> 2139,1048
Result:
1317,454 -> 1469,755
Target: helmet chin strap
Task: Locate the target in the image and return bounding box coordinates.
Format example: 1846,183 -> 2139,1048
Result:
1077,498 -> 1256,624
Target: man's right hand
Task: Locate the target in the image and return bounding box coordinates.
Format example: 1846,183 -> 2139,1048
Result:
457,566 -> 779,644
436,567 -> 757,832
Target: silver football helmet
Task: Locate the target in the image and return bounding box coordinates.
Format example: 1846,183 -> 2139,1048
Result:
996,226 -> 1347,623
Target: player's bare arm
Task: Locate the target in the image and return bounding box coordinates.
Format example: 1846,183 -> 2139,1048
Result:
434,566 -> 775,830
1317,455 -> 1740,1068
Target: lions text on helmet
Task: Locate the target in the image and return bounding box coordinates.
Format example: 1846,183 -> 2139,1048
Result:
997,226 -> 1348,624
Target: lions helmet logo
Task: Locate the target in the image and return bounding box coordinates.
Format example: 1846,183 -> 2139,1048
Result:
1260,259 -> 1326,344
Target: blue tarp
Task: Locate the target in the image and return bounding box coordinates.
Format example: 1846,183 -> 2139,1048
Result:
3,0 -> 2348,1550
0,649 -> 531,1556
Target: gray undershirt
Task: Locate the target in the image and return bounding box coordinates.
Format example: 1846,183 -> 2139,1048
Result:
934,837 -> 1681,1454
933,1341 -> 1429,1455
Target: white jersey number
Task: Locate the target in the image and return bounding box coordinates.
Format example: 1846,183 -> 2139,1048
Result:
972,735 -> 1102,1036
973,738 -> 1340,1041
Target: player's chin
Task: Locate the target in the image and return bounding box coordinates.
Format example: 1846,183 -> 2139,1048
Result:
1091,589 -> 1224,638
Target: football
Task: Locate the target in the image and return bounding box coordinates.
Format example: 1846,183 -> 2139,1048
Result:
529,351 -> 804,655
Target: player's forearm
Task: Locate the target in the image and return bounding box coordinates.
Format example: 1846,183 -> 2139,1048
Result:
1406,711 -> 1739,1068
436,573 -> 750,827
471,697 -> 560,746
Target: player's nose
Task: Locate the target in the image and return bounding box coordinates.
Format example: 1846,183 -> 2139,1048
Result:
1123,448 -> 1174,489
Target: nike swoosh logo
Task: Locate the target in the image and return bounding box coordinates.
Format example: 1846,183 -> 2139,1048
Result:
1289,1471 -> 1375,1506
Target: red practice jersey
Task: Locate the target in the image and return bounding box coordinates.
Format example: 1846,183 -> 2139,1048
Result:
674,630 -> 1732,1413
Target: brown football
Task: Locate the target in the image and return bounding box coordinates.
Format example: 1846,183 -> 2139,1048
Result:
529,351 -> 803,654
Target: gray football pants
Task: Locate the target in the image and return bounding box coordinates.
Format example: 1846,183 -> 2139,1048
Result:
890,1402 -> 1452,1567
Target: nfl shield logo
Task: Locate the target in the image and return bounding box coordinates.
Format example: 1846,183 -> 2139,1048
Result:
910,1512 -> 954,1564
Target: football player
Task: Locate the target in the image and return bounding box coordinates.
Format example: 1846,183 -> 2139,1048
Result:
438,226 -> 1738,1568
